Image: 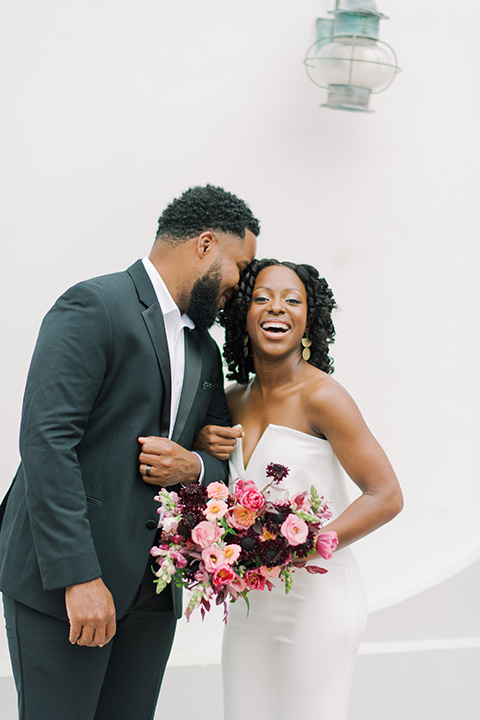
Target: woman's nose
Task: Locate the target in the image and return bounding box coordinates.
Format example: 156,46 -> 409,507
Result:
268,299 -> 284,313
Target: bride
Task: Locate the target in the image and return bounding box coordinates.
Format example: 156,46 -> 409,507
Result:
194,258 -> 403,720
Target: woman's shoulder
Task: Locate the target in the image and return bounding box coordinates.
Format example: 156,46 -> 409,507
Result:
225,381 -> 247,398
301,367 -> 359,423
225,381 -> 250,417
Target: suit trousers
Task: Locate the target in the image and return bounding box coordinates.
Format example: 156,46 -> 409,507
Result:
2,561 -> 177,720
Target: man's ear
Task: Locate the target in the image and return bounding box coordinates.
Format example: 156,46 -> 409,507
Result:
196,231 -> 216,259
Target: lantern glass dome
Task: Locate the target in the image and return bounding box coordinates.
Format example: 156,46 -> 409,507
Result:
305,36 -> 397,93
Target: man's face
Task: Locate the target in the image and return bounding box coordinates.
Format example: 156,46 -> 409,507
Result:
187,229 -> 256,328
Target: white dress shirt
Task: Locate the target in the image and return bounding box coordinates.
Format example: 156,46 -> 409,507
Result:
142,258 -> 204,482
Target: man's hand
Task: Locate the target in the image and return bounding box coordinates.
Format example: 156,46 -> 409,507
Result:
193,425 -> 243,460
138,436 -> 202,486
65,577 -> 116,648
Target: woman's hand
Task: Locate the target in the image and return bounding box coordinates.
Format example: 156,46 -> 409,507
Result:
193,425 -> 243,460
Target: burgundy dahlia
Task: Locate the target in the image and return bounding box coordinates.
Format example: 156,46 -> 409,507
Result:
180,483 -> 208,507
263,503 -> 291,532
180,508 -> 205,529
235,531 -> 259,563
258,538 -> 291,567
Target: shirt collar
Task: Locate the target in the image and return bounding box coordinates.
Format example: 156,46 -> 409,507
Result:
142,257 -> 195,331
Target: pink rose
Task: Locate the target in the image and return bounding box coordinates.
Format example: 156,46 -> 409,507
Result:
212,565 -> 236,587
315,531 -> 338,560
207,482 -> 230,501
280,513 -> 309,546
191,520 -> 223,548
202,545 -> 228,573
244,568 -> 266,590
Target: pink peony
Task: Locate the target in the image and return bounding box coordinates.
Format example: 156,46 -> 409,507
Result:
212,565 -> 236,587
280,513 -> 309,546
235,479 -> 258,503
240,486 -> 265,512
245,568 -> 266,590
235,479 -> 264,512
191,520 -> 223,548
201,545 -> 228,573
315,531 -> 338,560
207,482 -> 230,501
203,499 -> 228,521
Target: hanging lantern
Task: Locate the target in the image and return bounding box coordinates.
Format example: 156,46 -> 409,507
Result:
304,0 -> 400,112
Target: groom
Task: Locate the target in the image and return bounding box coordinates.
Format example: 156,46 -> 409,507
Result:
0,184 -> 258,719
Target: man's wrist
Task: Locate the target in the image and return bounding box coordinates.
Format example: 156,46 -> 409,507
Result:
190,451 -> 205,484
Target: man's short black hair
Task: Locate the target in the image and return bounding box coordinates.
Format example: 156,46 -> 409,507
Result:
155,184 -> 260,242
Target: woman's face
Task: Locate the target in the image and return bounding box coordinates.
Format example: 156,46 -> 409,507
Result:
246,265 -> 308,360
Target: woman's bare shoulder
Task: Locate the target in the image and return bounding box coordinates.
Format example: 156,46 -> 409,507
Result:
225,381 -> 248,400
302,368 -> 362,431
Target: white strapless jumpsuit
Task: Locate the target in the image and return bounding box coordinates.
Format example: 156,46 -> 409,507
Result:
222,425 -> 367,720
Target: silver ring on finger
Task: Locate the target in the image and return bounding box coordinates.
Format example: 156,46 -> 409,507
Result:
146,465 -> 152,477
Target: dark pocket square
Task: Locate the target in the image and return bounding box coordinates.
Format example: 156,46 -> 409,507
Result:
201,380 -> 219,390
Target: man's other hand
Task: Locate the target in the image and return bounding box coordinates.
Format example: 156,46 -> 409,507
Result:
65,577 -> 116,648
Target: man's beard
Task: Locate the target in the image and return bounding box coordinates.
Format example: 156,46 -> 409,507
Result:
186,261 -> 222,329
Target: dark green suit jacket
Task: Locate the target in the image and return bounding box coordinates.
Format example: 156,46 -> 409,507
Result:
0,260 -> 230,621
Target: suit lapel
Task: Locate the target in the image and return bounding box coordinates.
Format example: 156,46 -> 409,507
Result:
128,261 -> 171,437
142,304 -> 171,437
127,260 -> 203,442
172,329 -> 202,443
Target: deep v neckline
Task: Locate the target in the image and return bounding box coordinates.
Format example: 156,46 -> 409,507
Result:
240,423 -> 327,472
241,424 -> 272,472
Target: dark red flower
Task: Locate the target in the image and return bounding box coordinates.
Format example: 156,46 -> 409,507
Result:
258,538 -> 291,567
265,463 -> 290,484
263,503 -> 291,532
180,484 -> 208,508
180,509 -> 205,530
231,530 -> 259,563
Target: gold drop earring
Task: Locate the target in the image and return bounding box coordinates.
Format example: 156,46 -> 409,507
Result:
301,335 -> 312,361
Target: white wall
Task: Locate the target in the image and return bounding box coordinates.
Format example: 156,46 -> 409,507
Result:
1,0 -> 479,708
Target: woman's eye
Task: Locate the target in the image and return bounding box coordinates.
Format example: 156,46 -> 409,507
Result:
286,298 -> 301,304
253,296 -> 268,303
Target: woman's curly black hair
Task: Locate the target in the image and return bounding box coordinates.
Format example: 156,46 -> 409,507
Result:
218,259 -> 337,384
155,184 -> 260,242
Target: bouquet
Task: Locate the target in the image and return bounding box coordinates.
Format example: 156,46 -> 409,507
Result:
151,463 -> 338,621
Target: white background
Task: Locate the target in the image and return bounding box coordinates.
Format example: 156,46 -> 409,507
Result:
1,0 -> 479,668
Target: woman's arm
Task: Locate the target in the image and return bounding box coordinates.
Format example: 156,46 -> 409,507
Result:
308,377 -> 403,552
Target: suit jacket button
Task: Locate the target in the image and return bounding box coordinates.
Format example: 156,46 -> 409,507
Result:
145,519 -> 157,530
